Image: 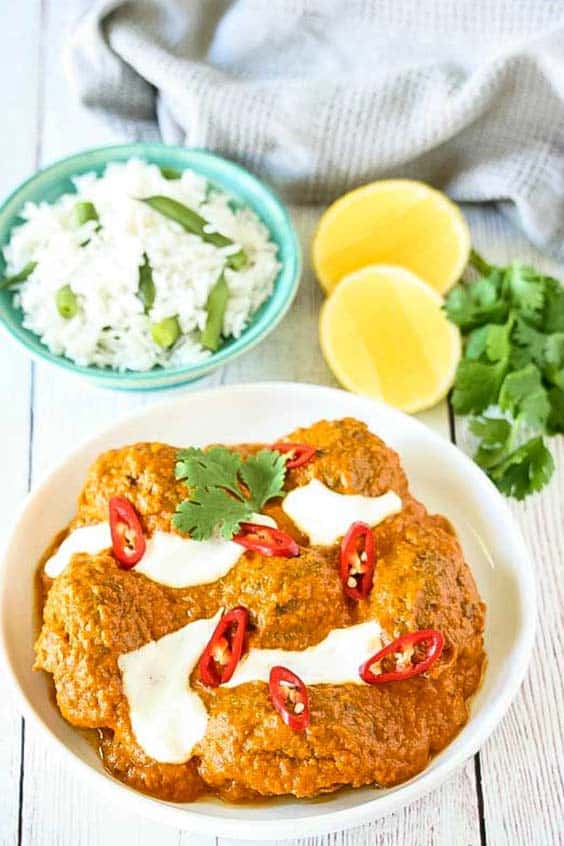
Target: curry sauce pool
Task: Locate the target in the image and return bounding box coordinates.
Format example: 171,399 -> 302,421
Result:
34,418 -> 486,802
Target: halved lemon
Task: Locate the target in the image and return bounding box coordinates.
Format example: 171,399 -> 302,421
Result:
319,265 -> 461,413
313,179 -> 471,295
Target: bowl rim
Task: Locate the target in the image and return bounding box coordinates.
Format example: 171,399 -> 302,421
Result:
0,143 -> 301,388
0,382 -> 537,839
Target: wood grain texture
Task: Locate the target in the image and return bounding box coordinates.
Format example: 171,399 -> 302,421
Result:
0,1 -> 561,844
0,1 -> 41,843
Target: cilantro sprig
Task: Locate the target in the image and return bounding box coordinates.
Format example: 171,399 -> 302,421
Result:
173,446 -> 287,540
445,251 -> 563,500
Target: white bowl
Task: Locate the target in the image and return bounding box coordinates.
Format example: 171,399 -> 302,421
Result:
0,383 -> 536,840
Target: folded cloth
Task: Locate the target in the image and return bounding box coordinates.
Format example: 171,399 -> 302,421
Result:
67,0 -> 564,258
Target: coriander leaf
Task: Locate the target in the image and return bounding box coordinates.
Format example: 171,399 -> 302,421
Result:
503,263 -> 545,320
547,387 -> 564,435
444,274 -> 507,332
499,364 -> 550,430
543,333 -> 564,389
489,436 -> 554,500
451,359 -> 506,415
173,446 -> 287,539
486,322 -> 512,362
240,449 -> 287,511
447,251 -> 561,501
464,325 -> 490,360
542,278 -> 564,333
472,272 -> 504,304
464,321 -> 511,363
175,446 -> 243,498
444,286 -> 475,330
470,416 -> 512,449
173,487 -> 249,540
476,268 -> 505,298
510,317 -> 547,369
470,417 -> 513,469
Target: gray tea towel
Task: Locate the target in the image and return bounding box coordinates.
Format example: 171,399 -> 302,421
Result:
67,0 -> 564,258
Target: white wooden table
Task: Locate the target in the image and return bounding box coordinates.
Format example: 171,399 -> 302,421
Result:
0,3 -> 562,845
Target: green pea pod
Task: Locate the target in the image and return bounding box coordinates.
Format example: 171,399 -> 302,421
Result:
201,273 -> 228,352
151,315 -> 181,349
160,166 -> 182,180
73,201 -> 99,226
142,196 -> 247,270
56,285 -> 78,319
0,261 -> 37,290
137,253 -> 155,313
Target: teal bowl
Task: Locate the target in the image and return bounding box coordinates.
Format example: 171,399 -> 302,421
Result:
0,144 -> 301,390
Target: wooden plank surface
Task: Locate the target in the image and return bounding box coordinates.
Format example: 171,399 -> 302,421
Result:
0,2 -> 41,844
0,2 -> 561,845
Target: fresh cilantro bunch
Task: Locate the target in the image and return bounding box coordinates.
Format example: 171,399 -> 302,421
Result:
445,251 -> 563,500
173,446 -> 287,539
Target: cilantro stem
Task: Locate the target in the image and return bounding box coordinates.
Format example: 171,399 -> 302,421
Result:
469,250 -> 494,276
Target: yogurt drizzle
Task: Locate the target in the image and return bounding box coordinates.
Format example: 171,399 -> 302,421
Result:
282,480 -> 402,545
44,514 -> 276,587
118,616 -> 386,764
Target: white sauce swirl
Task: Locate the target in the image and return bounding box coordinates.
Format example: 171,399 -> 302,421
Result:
118,618 -> 386,764
225,620 -> 384,687
282,479 -> 402,545
118,611 -> 222,764
43,514 -> 276,587
44,523 -> 111,578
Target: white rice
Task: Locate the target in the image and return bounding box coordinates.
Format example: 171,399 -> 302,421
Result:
3,159 -> 280,371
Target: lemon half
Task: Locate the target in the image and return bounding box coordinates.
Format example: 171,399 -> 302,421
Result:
313,179 -> 471,295
319,265 -> 461,413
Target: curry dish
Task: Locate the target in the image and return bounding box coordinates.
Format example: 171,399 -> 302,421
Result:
34,418 -> 486,802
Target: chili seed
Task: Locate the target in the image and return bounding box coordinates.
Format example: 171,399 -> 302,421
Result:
294,702 -> 305,714
212,637 -> 229,665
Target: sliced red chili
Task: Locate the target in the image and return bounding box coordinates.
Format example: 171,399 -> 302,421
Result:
199,607 -> 249,687
359,629 -> 445,684
109,496 -> 146,568
233,522 -> 299,558
269,666 -> 310,731
272,442 -> 317,469
340,522 -> 375,600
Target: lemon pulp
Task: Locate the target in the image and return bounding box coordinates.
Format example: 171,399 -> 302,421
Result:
319,265 -> 461,413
